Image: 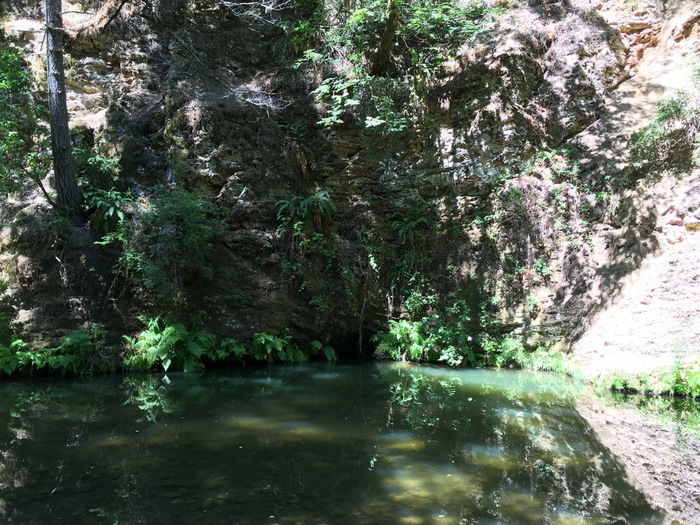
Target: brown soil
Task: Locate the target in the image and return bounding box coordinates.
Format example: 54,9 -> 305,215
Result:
577,391 -> 700,525
572,193 -> 700,381
570,0 -> 700,522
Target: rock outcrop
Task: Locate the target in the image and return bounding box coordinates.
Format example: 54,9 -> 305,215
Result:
0,0 -> 698,360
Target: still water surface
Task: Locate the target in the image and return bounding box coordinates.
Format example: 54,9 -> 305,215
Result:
0,363 -> 662,524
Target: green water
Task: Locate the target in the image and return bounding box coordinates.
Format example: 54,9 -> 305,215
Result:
0,363 -> 662,524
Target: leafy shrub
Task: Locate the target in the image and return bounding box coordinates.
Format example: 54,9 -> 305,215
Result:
277,190 -> 336,235
124,317 -> 337,372
630,89 -> 700,175
373,319 -> 428,361
251,331 -> 308,363
309,339 -> 337,361
0,46 -> 51,197
479,335 -> 571,373
210,338 -> 248,363
124,316 -> 217,372
83,187 -> 133,233
27,331 -> 94,374
1,331 -> 98,375
0,339 -> 27,375
373,299 -> 477,365
74,146 -> 120,188
112,187 -> 220,301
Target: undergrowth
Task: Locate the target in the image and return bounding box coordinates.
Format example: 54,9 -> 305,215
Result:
372,303 -> 575,375
594,350 -> 700,400
123,316 -> 337,373
0,329 -> 111,376
0,314 -> 336,376
629,65 -> 700,176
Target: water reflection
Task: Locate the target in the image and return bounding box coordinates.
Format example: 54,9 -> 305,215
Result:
0,364 -> 663,524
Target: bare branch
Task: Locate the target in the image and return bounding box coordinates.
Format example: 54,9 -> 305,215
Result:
232,87 -> 292,111
221,0 -> 291,25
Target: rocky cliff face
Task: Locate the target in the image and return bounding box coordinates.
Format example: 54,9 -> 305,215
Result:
0,0 -> 698,358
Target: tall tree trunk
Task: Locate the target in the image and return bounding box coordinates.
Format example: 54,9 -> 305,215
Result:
45,0 -> 82,215
370,0 -> 399,76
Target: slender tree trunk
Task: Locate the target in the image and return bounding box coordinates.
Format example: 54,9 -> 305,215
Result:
45,0 -> 82,215
370,0 -> 399,76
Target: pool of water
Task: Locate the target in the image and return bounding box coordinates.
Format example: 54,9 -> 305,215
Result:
0,363 -> 663,524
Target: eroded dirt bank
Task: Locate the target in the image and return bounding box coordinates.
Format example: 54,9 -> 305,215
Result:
577,391 -> 700,525
570,0 -> 700,379
571,171 -> 700,380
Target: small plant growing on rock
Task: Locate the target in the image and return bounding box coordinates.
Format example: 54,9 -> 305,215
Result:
277,190 -> 336,235
630,87 -> 700,175
108,187 -> 220,302
83,187 -> 133,233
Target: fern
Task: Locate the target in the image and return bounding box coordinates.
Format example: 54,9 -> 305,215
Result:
124,316 -> 215,372
251,332 -> 288,362
212,338 -> 247,362
276,191 -> 336,235
308,340 -> 337,361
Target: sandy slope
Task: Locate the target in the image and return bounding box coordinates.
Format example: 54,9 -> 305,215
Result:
572,0 -> 700,379
570,2 -> 700,523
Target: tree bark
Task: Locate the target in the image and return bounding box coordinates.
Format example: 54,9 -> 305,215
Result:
370,0 -> 399,76
45,0 -> 82,215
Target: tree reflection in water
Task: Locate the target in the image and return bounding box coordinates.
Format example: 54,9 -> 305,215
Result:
0,364 -> 663,524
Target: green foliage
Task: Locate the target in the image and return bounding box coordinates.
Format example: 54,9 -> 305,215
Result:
275,191 -> 346,306
249,332 -> 337,363
392,215 -> 430,249
302,0 -> 500,130
124,315 -> 337,372
374,319 -> 428,361
373,299 -> 477,365
124,315 -> 217,372
630,88 -> 700,175
211,338 -> 248,362
74,147 -> 120,187
30,331 -> 94,374
532,258 -> 552,277
599,388 -> 700,440
389,211 -> 434,284
83,187 -> 133,233
0,46 -> 51,196
479,335 -> 572,373
109,187 -> 220,301
309,339 -> 338,361
2,314 -> 337,376
596,348 -> 700,399
0,339 -> 27,375
0,331 -> 100,375
404,282 -> 437,318
373,308 -> 575,373
277,190 -> 336,235
251,331 -> 307,363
